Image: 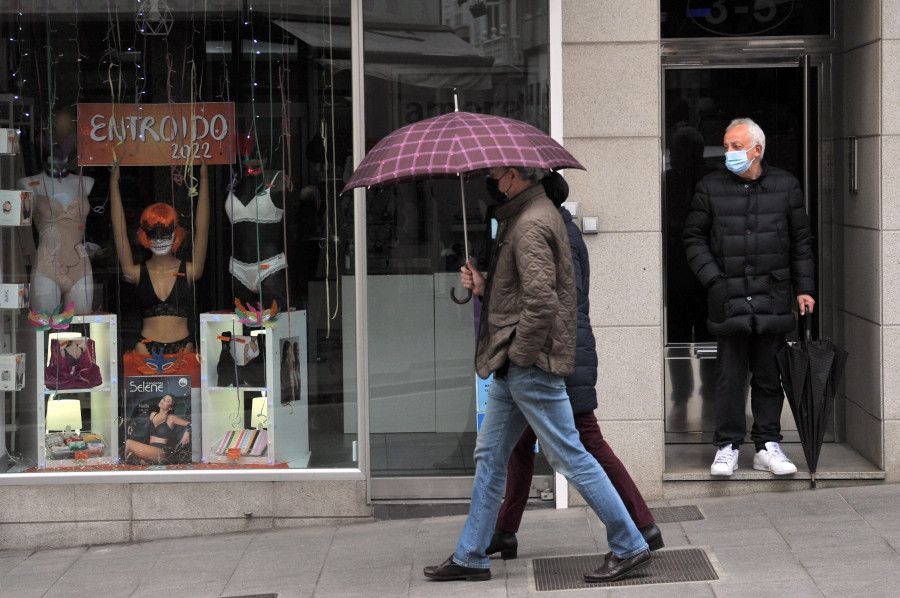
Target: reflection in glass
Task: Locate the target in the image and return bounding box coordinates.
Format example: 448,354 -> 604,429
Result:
360,0 -> 552,479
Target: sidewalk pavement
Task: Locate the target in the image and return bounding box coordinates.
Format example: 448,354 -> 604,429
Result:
2,483 -> 899,597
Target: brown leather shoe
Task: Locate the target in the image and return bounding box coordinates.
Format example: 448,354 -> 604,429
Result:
583,549 -> 651,583
423,556 -> 491,582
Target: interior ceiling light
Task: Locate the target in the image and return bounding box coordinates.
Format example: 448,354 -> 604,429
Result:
137,0 -> 173,36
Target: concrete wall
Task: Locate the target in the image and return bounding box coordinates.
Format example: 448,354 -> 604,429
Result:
836,1 -> 896,479
560,0 -> 664,504
0,480 -> 372,550
881,1 -> 900,482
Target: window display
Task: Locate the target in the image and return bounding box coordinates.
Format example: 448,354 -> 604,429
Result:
1,1 -> 357,474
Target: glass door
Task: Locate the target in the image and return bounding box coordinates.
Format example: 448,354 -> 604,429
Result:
663,57 -> 828,443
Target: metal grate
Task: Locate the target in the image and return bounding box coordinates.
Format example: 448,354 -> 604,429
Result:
649,505 -> 704,523
533,548 -> 717,591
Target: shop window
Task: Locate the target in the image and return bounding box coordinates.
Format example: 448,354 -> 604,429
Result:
0,1 -> 357,473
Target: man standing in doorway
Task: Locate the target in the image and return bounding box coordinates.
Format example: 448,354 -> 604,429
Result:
683,117 -> 815,477
424,165 -> 650,583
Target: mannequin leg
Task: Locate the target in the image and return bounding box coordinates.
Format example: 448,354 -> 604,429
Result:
31,275 -> 62,311
65,275 -> 94,315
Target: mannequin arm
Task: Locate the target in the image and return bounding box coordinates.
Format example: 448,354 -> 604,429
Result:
187,163 -> 210,280
109,166 -> 140,282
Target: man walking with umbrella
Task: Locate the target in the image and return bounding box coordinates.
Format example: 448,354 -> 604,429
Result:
423,166 -> 650,583
683,117 -> 816,477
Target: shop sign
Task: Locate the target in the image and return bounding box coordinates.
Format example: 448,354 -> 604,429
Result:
77,102 -> 235,166
660,0 -> 830,38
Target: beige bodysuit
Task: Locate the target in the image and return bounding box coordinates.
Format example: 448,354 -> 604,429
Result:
18,173 -> 94,311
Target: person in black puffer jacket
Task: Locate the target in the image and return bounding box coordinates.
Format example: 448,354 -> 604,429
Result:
485,172 -> 662,560
683,117 -> 815,478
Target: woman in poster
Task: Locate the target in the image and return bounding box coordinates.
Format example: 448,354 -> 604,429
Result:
110,162 -> 209,354
125,394 -> 191,464
280,339 -> 298,405
292,341 -> 302,400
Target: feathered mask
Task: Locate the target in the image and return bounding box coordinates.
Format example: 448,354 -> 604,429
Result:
235,299 -> 280,329
28,302 -> 75,330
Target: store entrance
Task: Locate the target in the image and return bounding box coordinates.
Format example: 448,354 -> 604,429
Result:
662,56 -> 830,444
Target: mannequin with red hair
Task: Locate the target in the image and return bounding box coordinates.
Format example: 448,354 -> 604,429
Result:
110,163 -> 209,355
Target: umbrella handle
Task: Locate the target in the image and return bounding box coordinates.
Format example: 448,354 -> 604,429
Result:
450,286 -> 473,305
803,306 -> 812,343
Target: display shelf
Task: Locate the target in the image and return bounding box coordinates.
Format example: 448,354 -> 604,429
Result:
199,310 -> 309,467
32,314 -> 119,469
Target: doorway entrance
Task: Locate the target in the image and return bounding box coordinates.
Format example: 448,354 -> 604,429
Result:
662,53 -> 832,444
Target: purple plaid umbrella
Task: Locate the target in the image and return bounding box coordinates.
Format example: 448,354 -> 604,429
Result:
342,111 -> 585,302
342,111 -> 584,192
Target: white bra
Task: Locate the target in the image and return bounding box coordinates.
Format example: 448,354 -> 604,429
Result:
224,171 -> 284,224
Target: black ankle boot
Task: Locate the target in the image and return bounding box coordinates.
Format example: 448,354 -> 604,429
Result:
485,529 -> 518,560
639,522 -> 664,551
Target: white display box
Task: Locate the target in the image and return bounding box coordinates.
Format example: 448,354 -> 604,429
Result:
0,128 -> 19,154
0,283 -> 29,309
0,353 -> 25,391
0,189 -> 33,226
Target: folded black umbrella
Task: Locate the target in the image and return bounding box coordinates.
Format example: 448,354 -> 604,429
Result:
776,310 -> 848,488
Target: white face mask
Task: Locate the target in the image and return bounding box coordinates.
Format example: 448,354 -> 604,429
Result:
149,234 -> 175,256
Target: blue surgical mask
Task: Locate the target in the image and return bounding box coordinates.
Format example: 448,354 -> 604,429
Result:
724,148 -> 757,175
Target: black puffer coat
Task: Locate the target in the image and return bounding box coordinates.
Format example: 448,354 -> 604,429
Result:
559,206 -> 598,413
543,172 -> 597,414
682,163 -> 815,336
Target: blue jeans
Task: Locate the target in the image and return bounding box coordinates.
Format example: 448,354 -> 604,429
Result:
452,364 -> 648,568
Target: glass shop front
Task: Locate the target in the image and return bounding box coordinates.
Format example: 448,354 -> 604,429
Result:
0,0 -> 552,495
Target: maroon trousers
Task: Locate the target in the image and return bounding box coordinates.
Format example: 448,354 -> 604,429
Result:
495,411 -> 655,533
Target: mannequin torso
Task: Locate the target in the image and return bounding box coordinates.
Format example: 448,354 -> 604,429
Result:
18,171 -> 95,313
226,169 -> 290,305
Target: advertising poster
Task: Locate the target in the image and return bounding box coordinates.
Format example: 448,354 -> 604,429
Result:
123,374 -> 198,465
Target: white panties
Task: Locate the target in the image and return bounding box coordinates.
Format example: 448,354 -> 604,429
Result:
229,253 -> 287,290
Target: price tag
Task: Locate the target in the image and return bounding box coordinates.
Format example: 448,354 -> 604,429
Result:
74,450 -> 89,460
226,448 -> 241,459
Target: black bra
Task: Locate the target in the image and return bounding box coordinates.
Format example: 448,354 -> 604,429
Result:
138,261 -> 193,319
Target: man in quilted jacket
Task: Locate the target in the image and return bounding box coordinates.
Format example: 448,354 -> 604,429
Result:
683,117 -> 816,478
424,166 -> 651,584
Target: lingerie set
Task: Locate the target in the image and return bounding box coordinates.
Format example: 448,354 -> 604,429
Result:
149,416 -> 173,450
225,171 -> 286,290
137,260 -> 194,353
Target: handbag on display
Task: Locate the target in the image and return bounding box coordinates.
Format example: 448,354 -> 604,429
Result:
215,331 -> 266,387
44,338 -> 102,389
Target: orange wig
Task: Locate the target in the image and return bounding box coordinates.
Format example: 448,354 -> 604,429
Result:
137,203 -> 187,250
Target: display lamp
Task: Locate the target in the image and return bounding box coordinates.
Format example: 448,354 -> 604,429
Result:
252,394 -> 268,430
46,397 -> 83,436
137,0 -> 173,36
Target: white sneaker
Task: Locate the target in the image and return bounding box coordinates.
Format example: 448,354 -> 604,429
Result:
710,445 -> 739,476
753,442 -> 798,475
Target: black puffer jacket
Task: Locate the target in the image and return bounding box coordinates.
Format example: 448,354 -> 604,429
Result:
543,173 -> 597,414
682,163 -> 815,336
